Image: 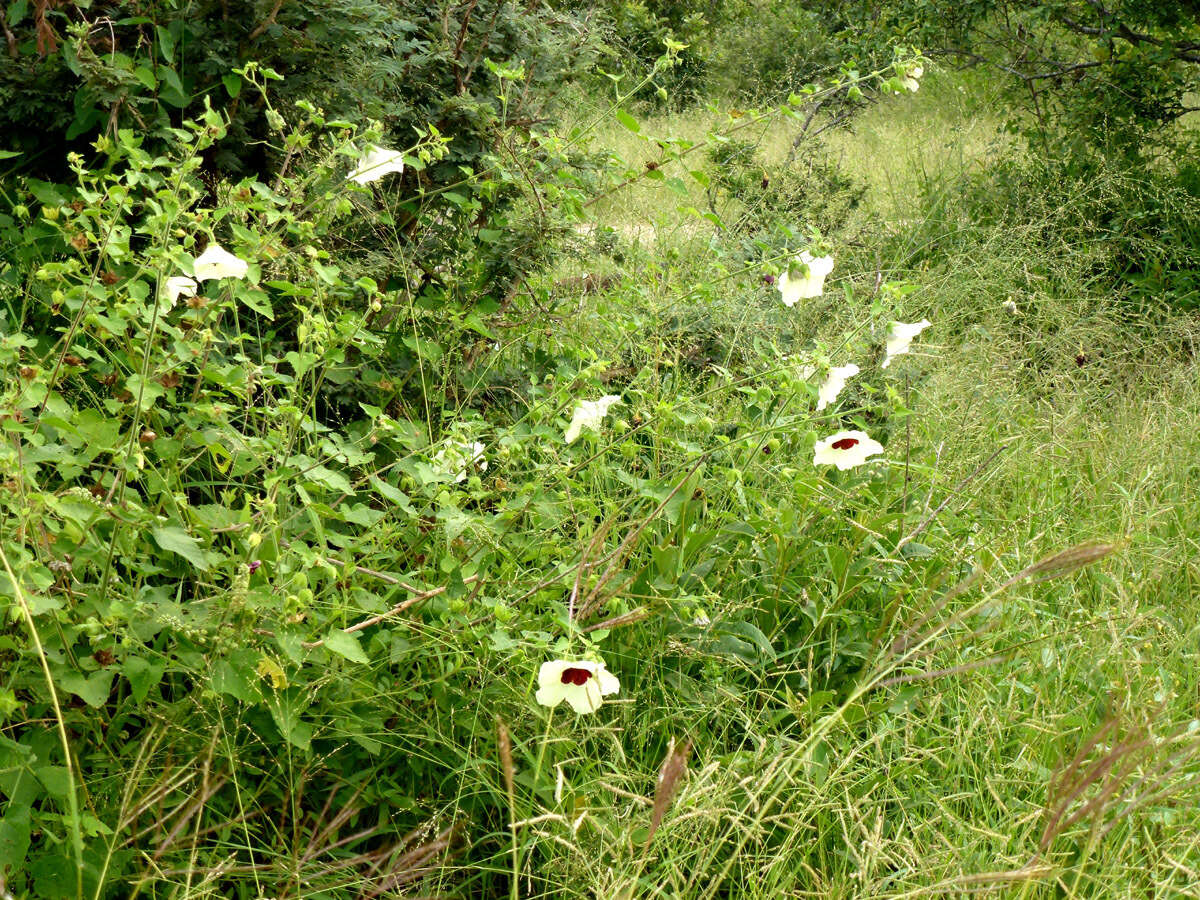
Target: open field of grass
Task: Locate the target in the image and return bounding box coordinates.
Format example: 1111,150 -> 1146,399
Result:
524,69 -> 1200,897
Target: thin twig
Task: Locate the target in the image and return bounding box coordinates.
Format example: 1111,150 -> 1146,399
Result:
897,444 -> 1009,550
301,575 -> 480,648
247,0 -> 286,41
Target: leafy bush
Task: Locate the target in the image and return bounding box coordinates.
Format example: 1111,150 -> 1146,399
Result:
0,34 -> 961,897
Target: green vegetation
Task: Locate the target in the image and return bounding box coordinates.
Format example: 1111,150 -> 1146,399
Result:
2,3 -> 1199,898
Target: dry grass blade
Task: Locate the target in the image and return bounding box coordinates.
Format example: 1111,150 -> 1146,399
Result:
583,606 -> 650,633
1001,541 -> 1117,591
644,738 -> 692,850
1038,704 -> 1200,854
496,716 -> 515,804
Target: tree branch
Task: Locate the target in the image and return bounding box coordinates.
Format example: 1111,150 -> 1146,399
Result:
248,0 -> 286,41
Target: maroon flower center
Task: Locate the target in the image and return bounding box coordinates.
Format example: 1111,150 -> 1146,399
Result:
831,437 -> 859,451
560,667 -> 593,686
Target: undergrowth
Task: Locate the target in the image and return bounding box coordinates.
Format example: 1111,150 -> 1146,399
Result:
2,49 -> 1199,900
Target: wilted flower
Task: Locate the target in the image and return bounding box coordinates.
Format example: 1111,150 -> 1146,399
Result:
247,560 -> 262,574
901,63 -> 923,93
193,244 -> 249,281
535,659 -> 620,714
778,251 -> 835,306
816,363 -> 860,411
163,275 -> 197,307
433,439 -> 487,483
348,145 -> 406,185
882,319 -> 931,368
813,430 -> 884,470
565,395 -> 622,444
1002,298 -> 1019,315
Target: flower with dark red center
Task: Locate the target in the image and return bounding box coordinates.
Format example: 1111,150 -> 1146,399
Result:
560,667 -> 592,686
247,560 -> 262,574
535,659 -> 620,714
813,430 -> 884,470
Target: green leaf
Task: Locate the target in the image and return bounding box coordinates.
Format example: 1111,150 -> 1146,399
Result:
152,525 -> 210,570
238,288 -> 274,318
5,0 -> 28,28
133,65 -> 157,91
35,766 -> 72,799
0,805 -> 31,873
0,150 -> 22,161
324,629 -> 368,664
715,621 -> 775,663
221,73 -> 242,98
58,670 -> 114,708
615,109 -> 640,133
211,660 -> 255,702
155,24 -> 176,63
122,656 -> 164,703
268,694 -> 312,751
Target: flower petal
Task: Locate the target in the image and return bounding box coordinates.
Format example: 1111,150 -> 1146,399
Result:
882,319 -> 931,368
163,275 -> 197,307
349,145 -> 406,185
778,251 -> 834,305
535,681 -> 570,709
816,363 -> 859,411
565,396 -> 622,443
595,665 -> 620,697
813,430 -> 885,470
193,244 -> 249,281
563,679 -> 604,714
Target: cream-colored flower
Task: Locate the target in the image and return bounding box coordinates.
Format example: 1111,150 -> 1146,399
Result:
778,251 -> 835,306
193,244 -> 249,281
535,659 -> 620,714
433,440 -> 487,484
565,395 -> 622,444
901,63 -> 923,93
1002,298 -> 1018,315
163,275 -> 197,307
882,319 -> 931,368
348,145 -> 406,185
812,430 -> 884,470
816,363 -> 860,411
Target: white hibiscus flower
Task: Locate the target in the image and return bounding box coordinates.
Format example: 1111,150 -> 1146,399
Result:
193,244 -> 249,281
882,319 -> 931,368
778,251 -> 835,306
901,63 -> 923,93
565,395 -> 622,444
535,659 -> 620,714
348,145 -> 406,185
162,275 -> 197,308
812,430 -> 885,470
433,439 -> 487,484
816,363 -> 860,411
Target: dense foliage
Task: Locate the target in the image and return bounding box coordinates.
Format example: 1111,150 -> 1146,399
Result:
2,1 -> 1199,897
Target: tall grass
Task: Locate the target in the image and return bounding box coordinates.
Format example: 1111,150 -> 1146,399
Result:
520,69 -> 1200,898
